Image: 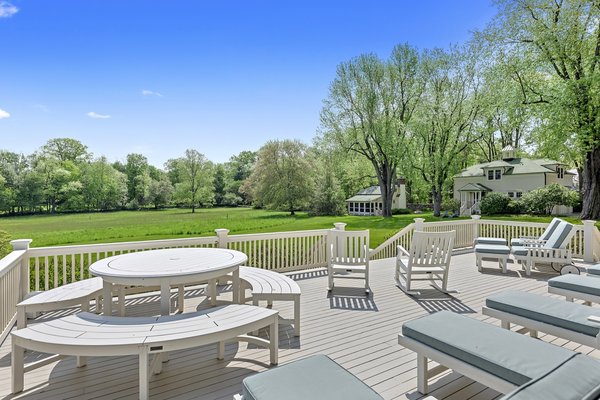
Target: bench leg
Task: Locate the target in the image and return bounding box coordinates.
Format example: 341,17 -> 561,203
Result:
95,295 -> 102,313
501,320 -> 510,330
294,297 -> 300,337
252,298 -> 260,336
269,317 -> 279,365
77,356 -> 87,367
177,285 -> 184,313
139,348 -> 150,400
529,329 -> 538,338
11,342 -> 24,393
417,354 -> 428,394
476,254 -> 482,272
217,341 -> 225,360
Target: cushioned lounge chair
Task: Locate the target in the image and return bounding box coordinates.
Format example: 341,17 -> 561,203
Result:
398,311 -> 600,399
586,263 -> 600,277
483,290 -> 600,348
548,274 -> 600,305
238,354 -> 383,400
510,220 -> 574,275
510,217 -> 562,247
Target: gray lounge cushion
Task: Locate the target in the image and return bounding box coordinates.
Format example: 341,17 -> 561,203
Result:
475,237 -> 508,246
401,311 -> 575,386
511,247 -> 529,257
587,264 -> 600,276
499,354 -> 600,400
486,290 -> 600,337
241,354 -> 383,400
549,274 -> 600,297
511,238 -> 525,247
475,244 -> 510,255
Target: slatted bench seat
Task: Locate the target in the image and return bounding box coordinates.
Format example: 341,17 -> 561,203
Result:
16,277 -> 105,328
238,266 -> 301,336
12,304 -> 279,400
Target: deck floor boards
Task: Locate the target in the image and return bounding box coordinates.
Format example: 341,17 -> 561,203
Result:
0,251 -> 596,399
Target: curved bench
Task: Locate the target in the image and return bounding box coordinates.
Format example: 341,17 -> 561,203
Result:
12,304 -> 279,400
17,277 -> 105,328
239,267 -> 301,336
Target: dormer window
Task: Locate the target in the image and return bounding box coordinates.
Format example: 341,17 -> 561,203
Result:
557,167 -> 564,179
487,169 -> 502,180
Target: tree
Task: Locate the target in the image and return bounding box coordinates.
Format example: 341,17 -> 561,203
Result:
42,138 -> 90,163
224,150 -> 257,205
249,139 -> 313,215
321,44 -> 424,216
213,164 -> 226,206
483,0 -> 600,218
80,157 -> 127,210
124,153 -> 150,207
166,149 -> 214,213
147,178 -> 174,209
411,46 -> 485,216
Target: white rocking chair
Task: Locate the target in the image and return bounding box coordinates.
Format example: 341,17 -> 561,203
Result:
327,229 -> 370,293
396,230 -> 456,296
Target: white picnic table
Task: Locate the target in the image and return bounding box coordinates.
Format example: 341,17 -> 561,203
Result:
89,248 -> 248,316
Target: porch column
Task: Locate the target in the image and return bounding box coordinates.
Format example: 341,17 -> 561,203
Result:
471,215 -> 481,245
583,220 -> 597,262
414,218 -> 425,231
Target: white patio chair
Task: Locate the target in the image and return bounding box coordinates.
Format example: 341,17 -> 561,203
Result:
327,229 -> 370,293
395,230 -> 456,295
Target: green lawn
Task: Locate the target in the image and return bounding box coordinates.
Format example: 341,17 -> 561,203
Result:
0,208 -> 579,250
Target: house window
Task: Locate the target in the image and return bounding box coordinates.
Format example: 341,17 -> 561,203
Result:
516,192 -> 522,198
557,167 -> 564,179
487,169 -> 502,180
508,192 -> 514,198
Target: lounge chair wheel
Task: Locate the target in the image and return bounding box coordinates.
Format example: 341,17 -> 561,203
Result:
560,264 -> 581,275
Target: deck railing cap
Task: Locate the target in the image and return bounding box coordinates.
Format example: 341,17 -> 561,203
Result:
10,239 -> 32,251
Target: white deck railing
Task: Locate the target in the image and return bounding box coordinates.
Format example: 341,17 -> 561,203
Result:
1,217 -> 599,344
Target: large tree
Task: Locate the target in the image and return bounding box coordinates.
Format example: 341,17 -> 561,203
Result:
484,0 -> 600,218
411,46 -> 485,216
166,149 -> 213,213
320,44 -> 424,216
249,139 -> 313,215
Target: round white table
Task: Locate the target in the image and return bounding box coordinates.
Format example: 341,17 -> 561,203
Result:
89,248 -> 248,316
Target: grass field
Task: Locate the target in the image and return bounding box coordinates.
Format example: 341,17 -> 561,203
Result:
0,207 -> 571,250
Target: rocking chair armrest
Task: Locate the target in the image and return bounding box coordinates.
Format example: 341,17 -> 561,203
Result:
397,245 -> 410,258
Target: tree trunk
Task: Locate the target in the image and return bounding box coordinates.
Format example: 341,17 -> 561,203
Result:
432,186 -> 442,217
191,204 -> 196,213
374,162 -> 395,218
580,146 -> 600,219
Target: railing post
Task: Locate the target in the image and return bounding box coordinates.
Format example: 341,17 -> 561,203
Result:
215,229 -> 229,249
11,239 -> 32,302
333,222 -> 346,231
471,215 -> 481,245
414,218 -> 425,231
583,220 -> 596,262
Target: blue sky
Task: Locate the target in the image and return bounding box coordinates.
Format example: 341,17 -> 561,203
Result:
0,1 -> 497,166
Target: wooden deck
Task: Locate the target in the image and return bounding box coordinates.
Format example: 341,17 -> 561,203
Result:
1,251 -> 597,400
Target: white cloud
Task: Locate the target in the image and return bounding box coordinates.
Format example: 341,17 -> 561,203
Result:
0,108 -> 10,119
141,89 -> 163,97
0,2 -> 18,18
87,111 -> 111,119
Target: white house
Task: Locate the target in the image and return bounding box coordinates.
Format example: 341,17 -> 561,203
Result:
454,146 -> 576,216
346,181 -> 407,216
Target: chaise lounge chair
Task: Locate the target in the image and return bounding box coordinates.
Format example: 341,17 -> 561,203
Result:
548,273 -> 600,305
482,290 -> 600,348
511,217 -> 563,247
398,311 -> 600,399
510,220 -> 575,275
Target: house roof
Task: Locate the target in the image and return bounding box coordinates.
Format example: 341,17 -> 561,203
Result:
458,183 -> 492,192
454,157 -> 572,178
346,186 -> 382,202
